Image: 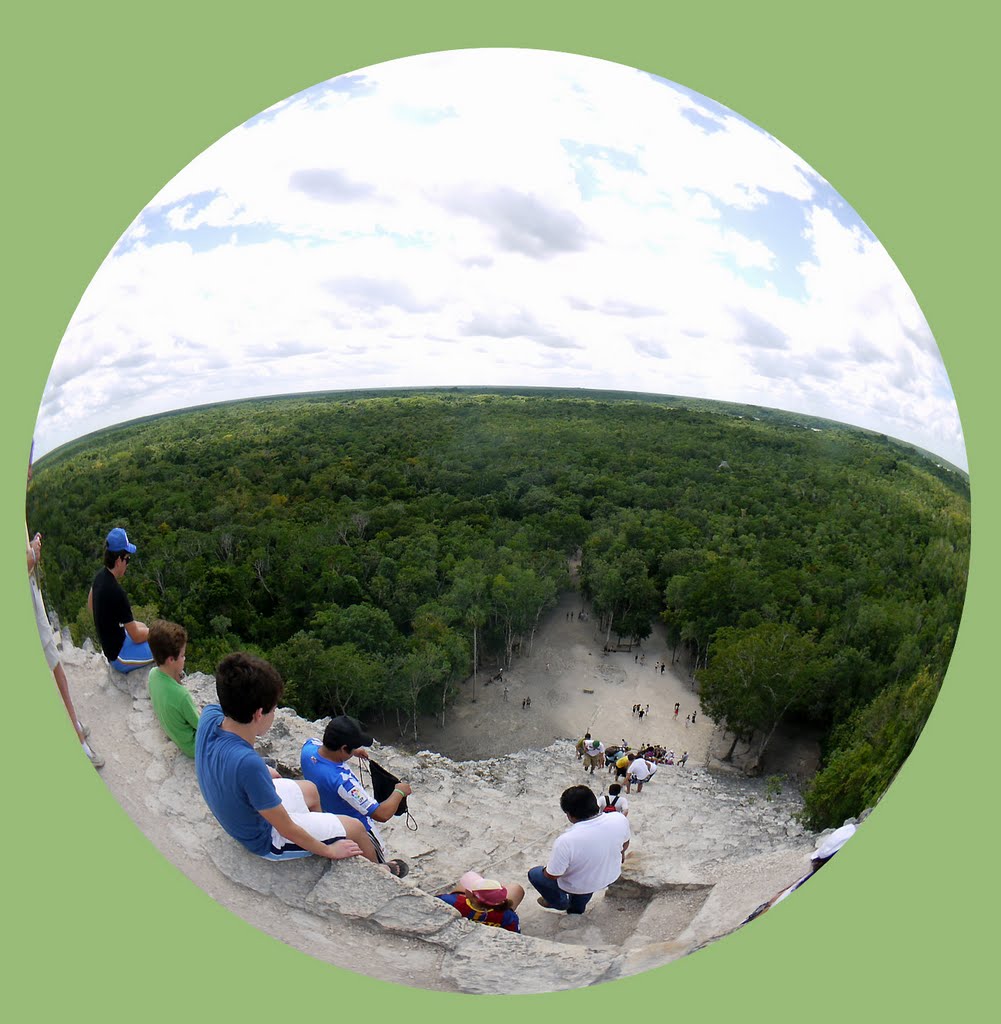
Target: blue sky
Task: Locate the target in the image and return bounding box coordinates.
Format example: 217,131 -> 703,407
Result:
35,49 -> 965,470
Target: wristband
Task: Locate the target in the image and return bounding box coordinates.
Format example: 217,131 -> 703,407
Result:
394,788 -> 406,798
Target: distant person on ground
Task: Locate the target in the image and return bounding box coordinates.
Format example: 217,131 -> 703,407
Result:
601,783 -> 629,816
27,524 -> 104,769
147,619 -> 200,757
528,785 -> 631,915
582,736 -> 605,775
300,714 -> 410,876
625,753 -> 657,794
88,528 -> 154,672
436,870 -> 524,932
195,652 -> 377,865
678,751 -> 689,767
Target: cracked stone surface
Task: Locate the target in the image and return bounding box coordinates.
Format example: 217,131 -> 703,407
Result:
56,624 -> 853,995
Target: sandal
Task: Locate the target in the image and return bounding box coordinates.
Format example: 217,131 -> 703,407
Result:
386,858 -> 409,878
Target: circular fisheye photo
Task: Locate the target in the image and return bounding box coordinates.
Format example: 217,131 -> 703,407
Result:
25,49 -> 968,994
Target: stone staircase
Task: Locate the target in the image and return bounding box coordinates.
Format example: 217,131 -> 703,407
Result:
65,639 -> 823,994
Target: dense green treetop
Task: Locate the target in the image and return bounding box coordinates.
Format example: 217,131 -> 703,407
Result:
27,392 -> 969,825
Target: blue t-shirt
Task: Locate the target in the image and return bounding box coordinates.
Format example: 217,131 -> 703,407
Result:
300,738 -> 379,831
195,705 -> 280,856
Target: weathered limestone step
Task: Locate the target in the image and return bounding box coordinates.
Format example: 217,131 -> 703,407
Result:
59,639 -> 829,994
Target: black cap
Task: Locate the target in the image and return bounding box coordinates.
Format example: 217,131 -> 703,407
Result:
323,714 -> 373,751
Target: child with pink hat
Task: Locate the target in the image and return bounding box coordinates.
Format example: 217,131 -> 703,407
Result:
435,870 -> 526,932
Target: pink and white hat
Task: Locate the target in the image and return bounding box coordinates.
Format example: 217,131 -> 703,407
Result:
458,871 -> 508,906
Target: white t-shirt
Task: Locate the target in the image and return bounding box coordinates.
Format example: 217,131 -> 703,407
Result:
546,813 -> 631,894
629,757 -> 656,781
601,793 -> 629,814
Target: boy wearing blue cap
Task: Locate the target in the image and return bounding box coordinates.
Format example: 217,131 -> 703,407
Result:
87,527 -> 154,672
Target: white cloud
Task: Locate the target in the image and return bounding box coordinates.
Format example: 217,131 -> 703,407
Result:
34,49 -> 965,472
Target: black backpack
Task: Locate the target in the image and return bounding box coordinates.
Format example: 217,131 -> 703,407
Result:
601,794 -> 620,813
368,757 -> 409,816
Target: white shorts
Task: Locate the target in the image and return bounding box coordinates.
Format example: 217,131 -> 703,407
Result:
263,778 -> 348,861
30,577 -> 60,671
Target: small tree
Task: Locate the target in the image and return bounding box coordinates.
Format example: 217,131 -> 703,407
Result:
697,622 -> 827,772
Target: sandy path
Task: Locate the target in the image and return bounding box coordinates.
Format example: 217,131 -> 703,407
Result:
413,591 -> 717,766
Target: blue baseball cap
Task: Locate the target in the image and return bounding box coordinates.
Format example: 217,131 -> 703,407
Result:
105,527 -> 137,554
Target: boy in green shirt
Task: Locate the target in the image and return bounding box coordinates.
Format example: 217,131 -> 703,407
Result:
148,620 -> 200,757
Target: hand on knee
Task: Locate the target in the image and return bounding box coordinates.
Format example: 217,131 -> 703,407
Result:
339,817 -> 378,862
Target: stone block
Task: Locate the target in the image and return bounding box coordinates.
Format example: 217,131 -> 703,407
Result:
608,852 -> 712,897
439,927 -> 618,995
371,891 -> 461,936
205,833 -> 327,903
305,859 -> 404,919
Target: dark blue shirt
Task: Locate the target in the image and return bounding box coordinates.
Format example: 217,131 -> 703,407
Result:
195,705 -> 279,856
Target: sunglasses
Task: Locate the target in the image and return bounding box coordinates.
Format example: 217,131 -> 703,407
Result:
122,554 -> 131,564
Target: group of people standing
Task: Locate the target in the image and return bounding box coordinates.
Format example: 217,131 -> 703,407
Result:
577,732 -> 690,786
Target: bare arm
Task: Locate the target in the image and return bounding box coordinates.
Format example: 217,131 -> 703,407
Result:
370,781 -> 412,823
347,748 -> 411,823
258,803 -> 363,860
27,533 -> 41,575
124,620 -> 150,642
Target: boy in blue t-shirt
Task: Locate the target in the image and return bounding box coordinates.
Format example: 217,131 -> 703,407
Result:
301,714 -> 411,874
195,653 -> 378,863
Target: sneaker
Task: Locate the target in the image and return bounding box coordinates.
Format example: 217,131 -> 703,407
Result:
84,743 -> 105,769
536,897 -> 562,911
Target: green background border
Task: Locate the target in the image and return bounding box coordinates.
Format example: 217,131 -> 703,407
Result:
4,2 -> 998,1019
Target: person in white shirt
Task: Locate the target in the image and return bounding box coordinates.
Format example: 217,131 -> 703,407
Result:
600,783 -> 629,816
625,754 -> 657,794
528,785 -> 631,914
582,736 -> 605,775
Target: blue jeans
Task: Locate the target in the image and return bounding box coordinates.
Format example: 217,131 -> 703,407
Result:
528,866 -> 593,914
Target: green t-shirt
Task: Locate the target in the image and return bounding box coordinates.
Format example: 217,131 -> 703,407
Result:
148,666 -> 200,757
